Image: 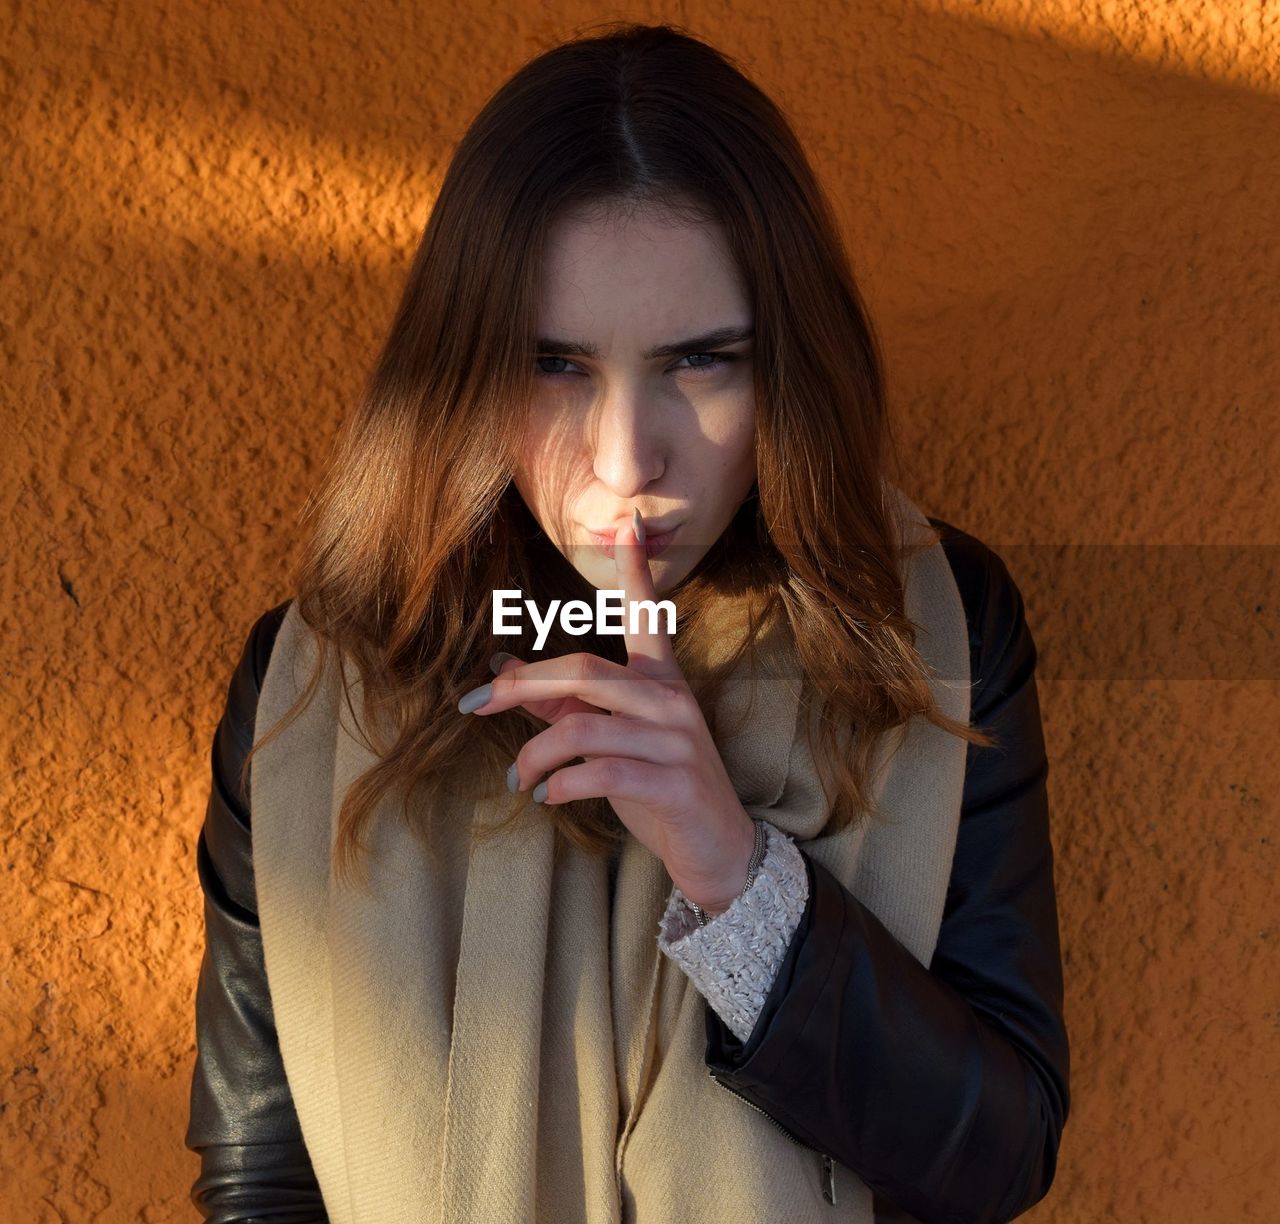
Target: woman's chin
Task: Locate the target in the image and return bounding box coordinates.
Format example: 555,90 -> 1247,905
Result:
561,545 -> 687,595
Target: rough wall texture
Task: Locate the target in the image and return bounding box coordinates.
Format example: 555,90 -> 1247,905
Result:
3,1 -> 1277,1220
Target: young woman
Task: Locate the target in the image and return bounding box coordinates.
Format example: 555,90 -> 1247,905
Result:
185,23 -> 1069,1223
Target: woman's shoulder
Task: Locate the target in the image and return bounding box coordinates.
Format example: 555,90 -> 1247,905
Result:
247,599 -> 293,688
227,600 -> 293,725
202,598 -> 295,911
924,516 -> 1038,709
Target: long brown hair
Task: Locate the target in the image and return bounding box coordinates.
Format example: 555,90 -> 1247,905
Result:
240,20 -> 994,890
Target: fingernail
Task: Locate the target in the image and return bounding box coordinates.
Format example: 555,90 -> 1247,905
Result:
489,651 -> 519,676
532,780 -> 549,803
632,506 -> 645,545
506,761 -> 521,792
458,683 -> 492,714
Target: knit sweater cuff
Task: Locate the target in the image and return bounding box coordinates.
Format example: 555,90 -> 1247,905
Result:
655,820 -> 809,1044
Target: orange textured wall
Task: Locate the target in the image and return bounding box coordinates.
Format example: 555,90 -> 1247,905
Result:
4,2 -> 1277,1219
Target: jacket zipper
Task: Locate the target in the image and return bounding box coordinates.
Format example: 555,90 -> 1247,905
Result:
710,1072 -> 838,1206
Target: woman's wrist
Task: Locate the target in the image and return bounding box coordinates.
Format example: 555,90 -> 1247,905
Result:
687,816 -> 768,926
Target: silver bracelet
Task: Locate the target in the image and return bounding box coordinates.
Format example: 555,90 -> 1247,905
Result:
689,818 -> 768,928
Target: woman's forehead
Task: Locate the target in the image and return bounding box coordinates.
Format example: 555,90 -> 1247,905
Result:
537,213 -> 748,342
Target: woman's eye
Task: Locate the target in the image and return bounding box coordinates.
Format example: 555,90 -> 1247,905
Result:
535,356 -> 578,376
680,352 -> 734,372
534,352 -> 737,378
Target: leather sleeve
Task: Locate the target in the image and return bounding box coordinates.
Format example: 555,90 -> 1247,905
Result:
704,519 -> 1071,1224
183,600 -> 329,1221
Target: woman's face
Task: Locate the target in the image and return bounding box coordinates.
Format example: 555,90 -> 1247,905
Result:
513,203 -> 757,596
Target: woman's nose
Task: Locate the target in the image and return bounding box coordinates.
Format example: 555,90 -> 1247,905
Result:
590,392 -> 666,495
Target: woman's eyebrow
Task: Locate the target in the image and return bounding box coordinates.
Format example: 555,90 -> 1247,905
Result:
534,325 -> 754,360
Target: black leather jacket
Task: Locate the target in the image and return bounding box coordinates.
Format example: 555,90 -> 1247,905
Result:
184,517 -> 1070,1223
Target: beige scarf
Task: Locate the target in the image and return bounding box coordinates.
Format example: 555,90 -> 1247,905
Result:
250,485 -> 970,1222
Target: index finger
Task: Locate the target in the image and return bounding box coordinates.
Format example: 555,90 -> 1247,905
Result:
614,507 -> 680,676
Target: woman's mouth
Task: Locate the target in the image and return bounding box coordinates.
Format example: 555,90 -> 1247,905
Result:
586,523 -> 680,560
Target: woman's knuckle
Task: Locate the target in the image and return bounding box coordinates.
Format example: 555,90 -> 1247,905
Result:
561,711 -> 593,741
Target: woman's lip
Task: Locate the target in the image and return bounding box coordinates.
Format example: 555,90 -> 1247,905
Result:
586,523 -> 679,559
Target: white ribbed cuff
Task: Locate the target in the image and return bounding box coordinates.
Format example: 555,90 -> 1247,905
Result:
655,821 -> 810,1044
